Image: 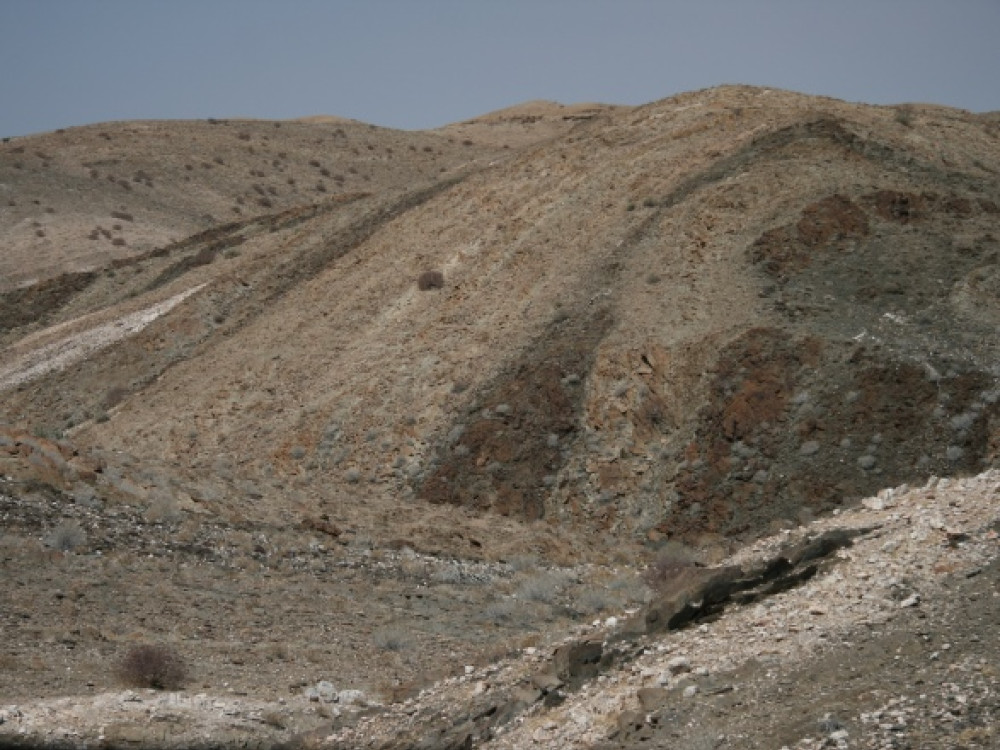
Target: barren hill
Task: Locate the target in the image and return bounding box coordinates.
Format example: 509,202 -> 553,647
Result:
1,86 -> 998,748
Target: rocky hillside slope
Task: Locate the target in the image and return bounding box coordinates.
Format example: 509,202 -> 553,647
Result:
1,86 -> 998,748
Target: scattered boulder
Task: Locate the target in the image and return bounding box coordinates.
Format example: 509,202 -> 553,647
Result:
666,656 -> 692,675
639,529 -> 860,634
636,687 -> 671,711
552,639 -> 603,681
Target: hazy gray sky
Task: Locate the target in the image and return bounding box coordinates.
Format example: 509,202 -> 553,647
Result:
2,1 -> 998,137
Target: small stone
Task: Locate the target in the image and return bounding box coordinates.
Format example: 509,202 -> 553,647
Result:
637,687 -> 670,711
799,440 -> 821,456
617,710 -> 644,733
338,689 -> 365,705
682,685 -> 699,698
464,665 -> 474,675
510,686 -> 542,706
900,594 -> 921,608
553,639 -> 603,680
945,529 -> 969,545
818,714 -> 844,733
315,680 -> 337,702
530,672 -> 564,692
666,656 -> 691,675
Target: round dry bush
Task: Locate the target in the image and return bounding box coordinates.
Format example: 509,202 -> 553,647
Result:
116,644 -> 188,690
417,270 -> 445,291
45,521 -> 87,552
516,572 -> 566,603
372,625 -> 410,652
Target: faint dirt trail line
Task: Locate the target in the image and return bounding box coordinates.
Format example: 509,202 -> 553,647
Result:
0,284 -> 205,391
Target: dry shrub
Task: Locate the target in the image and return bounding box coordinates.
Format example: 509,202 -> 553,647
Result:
481,598 -> 518,624
607,572 -> 651,604
417,270 -> 445,291
45,521 -> 86,552
117,644 -> 188,690
372,625 -> 410,651
260,710 -> 286,729
517,572 -> 567,603
894,104 -> 915,127
508,554 -> 538,572
575,586 -> 618,615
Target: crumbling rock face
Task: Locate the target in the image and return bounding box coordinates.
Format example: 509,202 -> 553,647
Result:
751,194 -> 870,278
638,528 -> 860,634
634,180 -> 997,545
315,529 -> 861,750
418,308 -> 614,520
657,328 -> 999,545
419,140 -> 1000,543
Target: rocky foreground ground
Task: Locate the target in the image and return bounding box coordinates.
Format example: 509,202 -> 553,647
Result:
2,470 -> 997,749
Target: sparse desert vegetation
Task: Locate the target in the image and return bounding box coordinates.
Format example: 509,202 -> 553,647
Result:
0,86 -> 998,749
